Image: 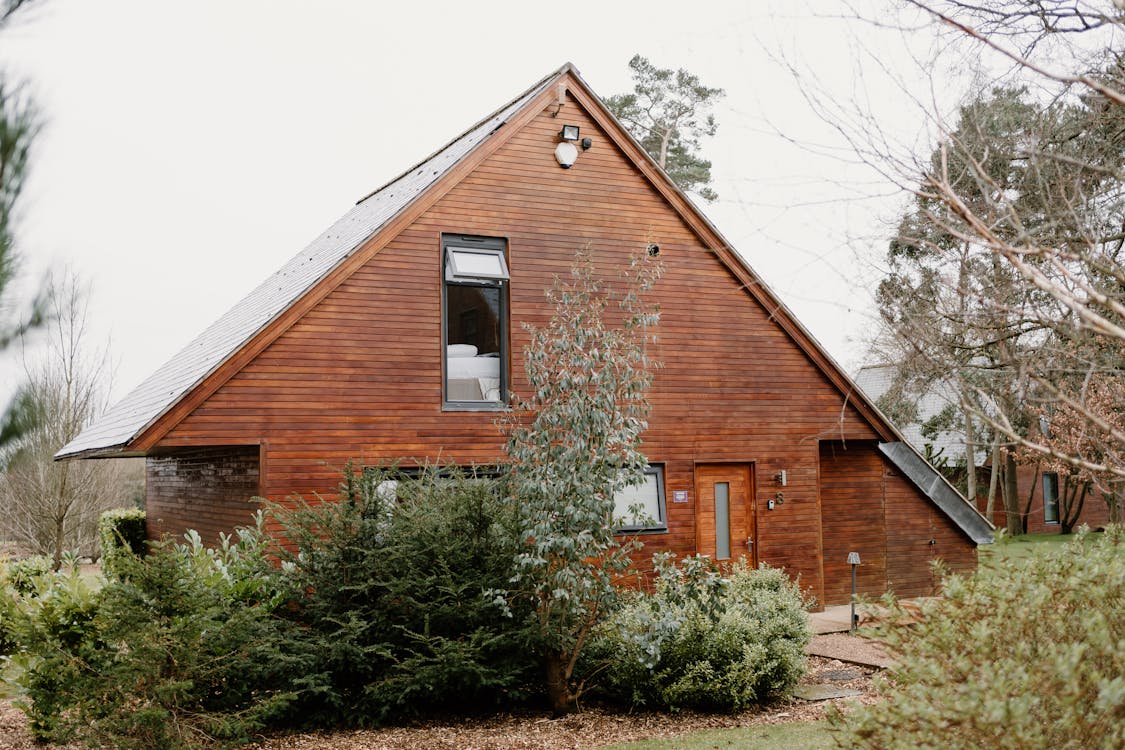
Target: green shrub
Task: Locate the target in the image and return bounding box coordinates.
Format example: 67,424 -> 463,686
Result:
833,527 -> 1125,750
592,553 -> 810,712
0,556 -> 92,657
17,513 -> 308,749
98,507 -> 146,576
273,464 -> 537,727
4,555 -> 52,596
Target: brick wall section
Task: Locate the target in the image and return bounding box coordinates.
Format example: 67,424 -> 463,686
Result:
145,446 -> 261,546
977,463 -> 1112,534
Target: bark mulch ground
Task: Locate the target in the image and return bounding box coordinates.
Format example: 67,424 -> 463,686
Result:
0,654 -> 881,750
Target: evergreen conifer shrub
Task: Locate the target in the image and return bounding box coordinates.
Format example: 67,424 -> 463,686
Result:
97,507 -> 146,577
17,514 -> 307,749
273,464 -> 537,726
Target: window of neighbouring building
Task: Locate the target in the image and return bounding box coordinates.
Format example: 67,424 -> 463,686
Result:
1043,472 -> 1060,524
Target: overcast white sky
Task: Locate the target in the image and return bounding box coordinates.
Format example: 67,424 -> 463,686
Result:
0,0 -> 953,408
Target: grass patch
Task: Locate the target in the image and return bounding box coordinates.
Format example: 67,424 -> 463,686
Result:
979,530 -> 1106,566
595,720 -> 834,749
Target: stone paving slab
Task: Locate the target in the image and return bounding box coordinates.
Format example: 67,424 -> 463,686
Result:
793,684 -> 865,702
807,633 -> 895,669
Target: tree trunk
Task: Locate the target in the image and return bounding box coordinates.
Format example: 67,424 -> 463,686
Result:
1060,479 -> 1087,534
544,652 -> 576,716
1021,462 -> 1040,531
986,437 -> 1001,522
962,402 -> 977,503
658,126 -> 673,169
1002,451 -> 1023,535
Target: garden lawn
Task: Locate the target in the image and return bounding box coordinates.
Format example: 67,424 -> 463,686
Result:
979,530 -> 1111,566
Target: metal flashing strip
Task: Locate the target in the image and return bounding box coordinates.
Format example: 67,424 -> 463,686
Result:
878,441 -> 994,545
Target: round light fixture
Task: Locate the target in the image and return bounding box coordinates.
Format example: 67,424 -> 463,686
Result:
555,141 -> 578,168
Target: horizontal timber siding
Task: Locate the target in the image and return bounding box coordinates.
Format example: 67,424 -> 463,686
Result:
819,441 -> 887,606
152,87 -> 977,604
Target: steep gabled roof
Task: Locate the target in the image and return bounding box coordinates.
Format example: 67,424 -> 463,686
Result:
55,61 -> 994,544
57,66 -> 566,459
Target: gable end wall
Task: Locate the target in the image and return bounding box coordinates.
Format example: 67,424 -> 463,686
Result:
153,89 -> 975,603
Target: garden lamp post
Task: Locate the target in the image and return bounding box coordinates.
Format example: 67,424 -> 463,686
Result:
847,552 -> 861,633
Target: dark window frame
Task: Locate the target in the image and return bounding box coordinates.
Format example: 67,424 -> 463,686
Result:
441,234 -> 509,411
614,464 -> 669,535
1043,471 -> 1060,524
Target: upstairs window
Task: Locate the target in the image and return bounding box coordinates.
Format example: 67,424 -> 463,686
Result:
442,234 -> 508,408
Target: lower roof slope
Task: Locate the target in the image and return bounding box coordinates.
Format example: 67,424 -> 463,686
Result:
57,67 -> 562,459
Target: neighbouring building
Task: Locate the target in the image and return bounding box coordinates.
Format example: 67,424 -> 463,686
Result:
854,363 -> 1112,535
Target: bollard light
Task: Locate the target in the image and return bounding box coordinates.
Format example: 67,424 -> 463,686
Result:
848,552 -> 861,633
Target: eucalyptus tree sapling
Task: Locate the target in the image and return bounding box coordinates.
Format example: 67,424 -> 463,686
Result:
502,247 -> 661,716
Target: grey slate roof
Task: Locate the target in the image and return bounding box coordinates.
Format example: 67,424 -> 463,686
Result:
57,66 -> 564,459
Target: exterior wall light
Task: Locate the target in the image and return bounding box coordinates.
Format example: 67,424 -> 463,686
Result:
555,141 -> 579,168
555,125 -> 590,168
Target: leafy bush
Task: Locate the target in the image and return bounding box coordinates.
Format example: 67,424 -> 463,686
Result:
0,555 -> 93,657
97,507 -> 146,577
274,464 -> 537,727
4,555 -> 52,596
17,513 -> 308,749
833,527 -> 1125,750
593,553 -> 810,712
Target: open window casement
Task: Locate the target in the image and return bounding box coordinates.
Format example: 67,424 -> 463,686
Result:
445,246 -> 510,283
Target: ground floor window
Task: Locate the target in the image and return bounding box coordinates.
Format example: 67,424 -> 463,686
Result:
614,465 -> 667,532
1043,472 -> 1060,524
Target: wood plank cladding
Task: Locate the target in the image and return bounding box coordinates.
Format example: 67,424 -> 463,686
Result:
152,82 -> 979,607
146,446 -> 260,546
819,441 -> 978,605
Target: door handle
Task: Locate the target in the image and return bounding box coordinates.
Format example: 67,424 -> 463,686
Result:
745,538 -> 753,548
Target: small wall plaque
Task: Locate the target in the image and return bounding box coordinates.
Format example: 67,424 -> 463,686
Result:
673,490 -> 688,504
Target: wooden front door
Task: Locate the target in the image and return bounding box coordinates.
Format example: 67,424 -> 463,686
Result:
695,463 -> 756,564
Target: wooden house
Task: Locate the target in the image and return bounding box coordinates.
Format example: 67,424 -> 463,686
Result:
58,63 -> 992,607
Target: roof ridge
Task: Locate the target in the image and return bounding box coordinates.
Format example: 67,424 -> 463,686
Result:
355,63 -> 574,205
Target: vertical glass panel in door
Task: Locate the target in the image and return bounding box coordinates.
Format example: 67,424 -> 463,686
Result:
715,482 -> 730,559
